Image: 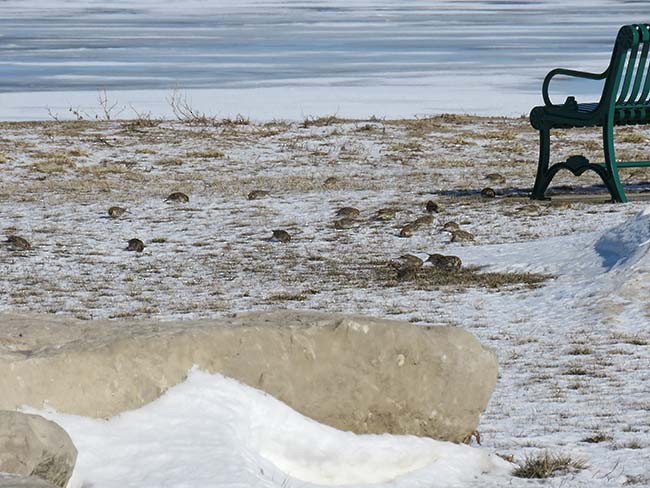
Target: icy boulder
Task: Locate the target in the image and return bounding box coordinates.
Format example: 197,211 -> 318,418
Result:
0,411 -> 77,488
0,310 -> 498,443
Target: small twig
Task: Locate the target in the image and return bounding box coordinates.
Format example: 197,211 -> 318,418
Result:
97,89 -> 124,120
46,107 -> 61,122
167,88 -> 217,125
94,136 -> 114,147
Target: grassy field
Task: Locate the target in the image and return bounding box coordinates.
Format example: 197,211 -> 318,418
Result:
1,114 -> 650,485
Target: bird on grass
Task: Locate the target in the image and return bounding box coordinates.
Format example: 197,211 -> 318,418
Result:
165,192 -> 189,203
336,207 -> 361,219
247,190 -> 270,200
480,187 -> 496,198
126,238 -> 145,252
393,254 -> 424,269
108,206 -> 127,218
413,215 -> 434,226
270,230 -> 291,243
334,218 -> 357,229
427,253 -> 462,270
425,200 -> 441,213
450,230 -> 475,243
396,266 -> 418,281
373,208 -> 397,221
399,222 -> 420,238
5,235 -> 31,251
442,221 -> 460,232
485,173 -> 506,184
323,176 -> 339,189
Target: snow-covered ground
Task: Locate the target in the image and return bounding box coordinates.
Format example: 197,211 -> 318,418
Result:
1,115 -> 649,486
2,2 -> 649,486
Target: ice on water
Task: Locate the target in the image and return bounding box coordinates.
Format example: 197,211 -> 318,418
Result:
0,0 -> 646,120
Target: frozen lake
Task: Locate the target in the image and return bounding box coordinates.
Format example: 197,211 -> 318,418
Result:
0,0 -> 647,120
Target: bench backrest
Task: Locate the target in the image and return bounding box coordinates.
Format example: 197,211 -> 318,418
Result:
604,24 -> 650,110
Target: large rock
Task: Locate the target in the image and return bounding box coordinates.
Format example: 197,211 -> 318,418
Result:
0,310 -> 498,443
0,411 -> 77,488
0,475 -> 59,488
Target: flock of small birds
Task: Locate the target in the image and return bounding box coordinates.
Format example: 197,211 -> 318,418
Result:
3,191 -> 192,255
4,182 -> 484,281
242,188 -> 477,281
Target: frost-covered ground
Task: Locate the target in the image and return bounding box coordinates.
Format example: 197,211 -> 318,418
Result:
2,115 -> 650,486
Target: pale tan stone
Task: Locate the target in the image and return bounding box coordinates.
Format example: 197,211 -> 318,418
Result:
0,475 -> 59,488
0,311 -> 498,443
0,412 -> 77,488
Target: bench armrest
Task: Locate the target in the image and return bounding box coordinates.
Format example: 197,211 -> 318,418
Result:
542,68 -> 609,106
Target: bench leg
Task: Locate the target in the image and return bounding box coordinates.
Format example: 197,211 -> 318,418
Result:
603,124 -> 626,203
531,129 -> 552,199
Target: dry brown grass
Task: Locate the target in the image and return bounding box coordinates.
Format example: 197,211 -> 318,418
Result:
369,262 -> 548,290
618,131 -> 646,144
301,115 -> 348,128
513,451 -> 588,478
29,156 -> 76,173
187,149 -> 226,159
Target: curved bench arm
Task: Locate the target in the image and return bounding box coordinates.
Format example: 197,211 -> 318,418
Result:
542,68 -> 609,106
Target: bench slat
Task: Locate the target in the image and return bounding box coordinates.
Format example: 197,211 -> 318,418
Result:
617,41 -> 639,104
627,41 -> 650,104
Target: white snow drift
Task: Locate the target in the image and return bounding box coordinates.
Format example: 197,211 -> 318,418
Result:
34,369 -> 512,488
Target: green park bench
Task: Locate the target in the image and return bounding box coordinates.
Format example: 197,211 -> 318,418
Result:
530,23 -> 650,203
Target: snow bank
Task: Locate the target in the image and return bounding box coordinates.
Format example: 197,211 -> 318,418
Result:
594,207 -> 650,270
34,369 -> 513,488
458,206 -> 650,330
589,207 -> 650,326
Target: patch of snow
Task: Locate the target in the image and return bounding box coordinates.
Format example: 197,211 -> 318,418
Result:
32,369 -> 513,488
595,209 -> 650,270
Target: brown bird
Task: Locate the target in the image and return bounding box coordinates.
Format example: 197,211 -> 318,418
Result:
442,221 -> 460,232
108,206 -> 127,218
450,230 -> 475,243
413,215 -> 434,226
427,253 -> 462,269
247,190 -> 270,200
517,204 -> 541,215
334,218 -> 356,229
5,235 -> 31,251
165,192 -> 189,203
485,173 -> 506,184
425,200 -> 440,213
126,238 -> 145,252
396,266 -> 418,281
480,187 -> 496,198
323,176 -> 339,188
270,230 -> 291,243
399,222 -> 420,237
373,208 -> 397,221
395,254 -> 424,269
336,207 -> 361,219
